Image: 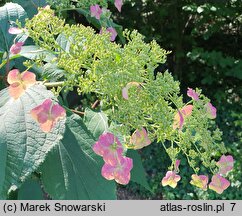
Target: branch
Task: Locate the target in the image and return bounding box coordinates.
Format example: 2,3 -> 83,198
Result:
43,81 -> 64,87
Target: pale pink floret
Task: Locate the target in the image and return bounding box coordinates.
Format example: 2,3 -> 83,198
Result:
8,27 -> 23,34
174,159 -> 180,172
101,156 -> 133,185
190,174 -> 208,190
209,174 -> 230,194
106,27 -> 118,41
10,42 -> 24,54
122,82 -> 140,100
161,171 -> 181,188
216,155 -> 234,175
100,27 -> 118,42
187,87 -> 199,101
173,105 -> 193,129
31,99 -> 66,133
206,102 -> 217,119
130,127 -> 151,149
122,87 -> 129,100
114,0 -> 123,12
7,69 -> 36,100
90,4 -> 102,20
93,133 -> 123,166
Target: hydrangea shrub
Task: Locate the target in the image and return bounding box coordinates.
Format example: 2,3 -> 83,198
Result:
0,1 -> 234,199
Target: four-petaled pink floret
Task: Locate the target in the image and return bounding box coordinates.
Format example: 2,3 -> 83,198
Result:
173,105 -> 193,130
206,102 -> 217,119
130,127 -> 151,149
209,174 -> 230,194
10,42 -> 24,54
122,82 -> 141,100
161,171 -> 181,188
187,87 -> 199,101
93,133 -> 123,166
102,156 -> 133,185
190,174 -> 208,190
216,155 -> 234,175
114,0 -> 123,12
31,99 -> 66,133
90,4 -> 102,20
7,69 -> 36,100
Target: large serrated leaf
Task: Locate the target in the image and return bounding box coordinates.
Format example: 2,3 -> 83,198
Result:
11,0 -> 47,18
18,178 -> 44,200
18,45 -> 56,63
0,3 -> 27,52
42,62 -> 65,81
0,85 -> 65,198
127,150 -> 151,191
84,108 -> 108,140
40,113 -> 116,200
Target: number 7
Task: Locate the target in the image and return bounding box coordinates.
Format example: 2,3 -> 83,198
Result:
230,203 -> 236,211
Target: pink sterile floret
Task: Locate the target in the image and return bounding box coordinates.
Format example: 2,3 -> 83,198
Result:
174,159 -> 180,173
206,102 -> 217,119
100,27 -> 118,42
122,82 -> 140,100
209,174 -> 230,194
216,155 -> 234,175
106,27 -> 118,41
10,42 -> 24,54
7,69 -> 36,100
187,87 -> 199,101
130,127 -> 151,149
161,171 -> 181,188
173,105 -> 193,129
101,156 -> 133,185
8,27 -> 23,34
93,133 -> 124,166
90,4 -> 102,20
190,174 -> 208,190
31,99 -> 66,133
114,0 -> 123,12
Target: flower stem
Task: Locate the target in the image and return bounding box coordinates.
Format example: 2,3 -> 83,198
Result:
43,81 -> 64,87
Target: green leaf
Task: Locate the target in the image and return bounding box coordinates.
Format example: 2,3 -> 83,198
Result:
11,0 -> 46,18
40,113 -> 116,199
0,85 -> 65,199
127,150 -> 151,191
42,62 -> 65,81
56,33 -> 73,53
18,45 -> 56,63
18,178 -> 44,200
84,108 -> 108,140
0,3 -> 27,52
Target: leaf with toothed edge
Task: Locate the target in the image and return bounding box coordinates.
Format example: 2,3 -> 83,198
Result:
0,84 -> 65,199
39,113 -> 116,200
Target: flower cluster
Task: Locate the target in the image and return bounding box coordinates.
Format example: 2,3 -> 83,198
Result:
160,88 -> 232,194
162,155 -> 233,194
93,133 -> 133,185
173,87 -> 217,131
89,1 -> 123,41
